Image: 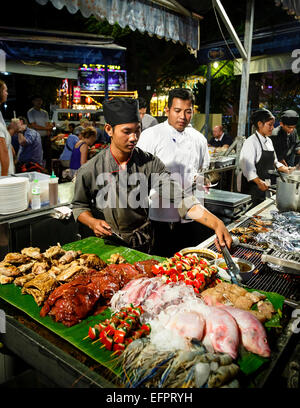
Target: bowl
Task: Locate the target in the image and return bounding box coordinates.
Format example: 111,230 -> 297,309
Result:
179,247 -> 218,263
215,257 -> 255,283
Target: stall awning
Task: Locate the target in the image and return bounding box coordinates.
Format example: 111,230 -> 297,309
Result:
0,27 -> 126,66
35,0 -> 200,53
234,53 -> 295,75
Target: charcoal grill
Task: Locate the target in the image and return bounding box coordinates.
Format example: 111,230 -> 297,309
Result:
207,241 -> 300,302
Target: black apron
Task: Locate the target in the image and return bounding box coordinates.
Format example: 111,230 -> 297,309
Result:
241,132 -> 275,207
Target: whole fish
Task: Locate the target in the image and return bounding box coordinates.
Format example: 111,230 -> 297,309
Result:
166,311 -> 205,341
196,305 -> 239,359
223,306 -> 270,358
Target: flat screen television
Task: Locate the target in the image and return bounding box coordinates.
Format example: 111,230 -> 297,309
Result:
79,68 -> 127,91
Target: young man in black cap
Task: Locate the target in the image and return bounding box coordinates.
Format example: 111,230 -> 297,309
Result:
270,109 -> 300,167
72,97 -> 232,255
240,108 -> 290,208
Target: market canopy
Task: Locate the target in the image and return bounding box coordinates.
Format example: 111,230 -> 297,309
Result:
0,26 -> 126,68
35,0 -> 203,53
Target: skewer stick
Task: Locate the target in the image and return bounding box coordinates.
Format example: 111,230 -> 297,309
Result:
92,338 -> 101,344
82,335 -> 89,340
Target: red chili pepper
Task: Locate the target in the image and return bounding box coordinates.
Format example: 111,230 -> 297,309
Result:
193,279 -> 201,289
187,271 -> 194,279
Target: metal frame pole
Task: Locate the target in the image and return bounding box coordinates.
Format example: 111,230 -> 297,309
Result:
204,62 -> 211,138
235,0 -> 255,175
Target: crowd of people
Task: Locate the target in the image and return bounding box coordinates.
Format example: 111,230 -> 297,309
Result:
1,78 -> 300,256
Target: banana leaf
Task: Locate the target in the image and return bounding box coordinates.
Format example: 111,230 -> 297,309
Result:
0,237 -> 164,377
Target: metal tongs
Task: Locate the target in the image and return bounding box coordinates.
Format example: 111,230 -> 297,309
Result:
220,242 -> 243,286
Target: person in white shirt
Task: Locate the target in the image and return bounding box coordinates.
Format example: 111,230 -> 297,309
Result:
27,95 -> 53,169
240,108 -> 290,208
137,88 -> 210,256
0,80 -> 14,176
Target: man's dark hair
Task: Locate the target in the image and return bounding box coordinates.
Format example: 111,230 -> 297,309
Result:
69,123 -> 76,131
137,97 -> 147,109
168,88 -> 195,108
30,95 -> 43,102
18,116 -> 28,125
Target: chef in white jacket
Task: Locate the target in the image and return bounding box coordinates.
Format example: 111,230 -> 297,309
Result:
240,108 -> 290,208
137,88 -> 210,256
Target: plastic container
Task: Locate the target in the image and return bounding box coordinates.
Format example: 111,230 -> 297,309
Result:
31,179 -> 41,210
49,171 -> 58,206
15,171 -> 50,205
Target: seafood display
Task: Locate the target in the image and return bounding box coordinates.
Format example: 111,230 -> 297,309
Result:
231,216 -> 271,246
116,337 -> 240,388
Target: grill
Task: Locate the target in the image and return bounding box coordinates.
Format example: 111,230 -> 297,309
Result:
207,242 -> 300,301
230,217 -> 269,250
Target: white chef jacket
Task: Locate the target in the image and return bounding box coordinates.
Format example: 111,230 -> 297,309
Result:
239,131 -> 284,182
136,120 -> 210,222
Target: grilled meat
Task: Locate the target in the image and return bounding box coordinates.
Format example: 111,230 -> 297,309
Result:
107,253 -> 127,264
18,261 -> 36,274
31,261 -> 50,275
58,250 -> 82,265
0,274 -> 14,284
14,273 -> 36,287
0,262 -> 20,277
133,259 -> 158,277
43,244 -> 65,260
22,272 -> 58,306
56,261 -> 88,282
21,247 -> 43,260
3,253 -> 31,265
79,253 -> 107,270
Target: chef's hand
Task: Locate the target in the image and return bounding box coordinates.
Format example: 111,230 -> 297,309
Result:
91,219 -> 112,238
214,221 -> 232,251
255,179 -> 269,192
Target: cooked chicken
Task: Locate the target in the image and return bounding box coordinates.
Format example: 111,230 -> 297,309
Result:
201,282 -> 276,320
257,300 -> 275,320
18,261 -> 36,274
79,253 -> 107,270
107,253 -> 127,264
43,244 -> 65,260
58,250 -> 81,265
0,262 -> 20,277
234,296 -> 254,310
3,253 -> 30,265
56,261 -> 87,282
21,247 -> 43,261
0,274 -> 14,284
31,261 -> 50,275
14,273 -> 36,287
252,218 -> 272,227
22,272 -> 57,306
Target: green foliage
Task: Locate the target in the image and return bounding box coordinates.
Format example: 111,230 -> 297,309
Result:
192,61 -> 239,113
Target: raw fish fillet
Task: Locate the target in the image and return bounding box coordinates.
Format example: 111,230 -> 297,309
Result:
223,306 -> 271,357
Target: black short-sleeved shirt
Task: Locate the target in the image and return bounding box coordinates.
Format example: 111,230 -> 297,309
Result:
270,126 -> 300,166
209,133 -> 233,148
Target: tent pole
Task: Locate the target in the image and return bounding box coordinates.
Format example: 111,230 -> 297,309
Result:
104,65 -> 109,100
204,62 -> 211,139
235,0 -> 255,177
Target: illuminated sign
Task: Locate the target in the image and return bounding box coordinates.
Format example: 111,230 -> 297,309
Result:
73,86 -> 81,103
79,65 -> 127,92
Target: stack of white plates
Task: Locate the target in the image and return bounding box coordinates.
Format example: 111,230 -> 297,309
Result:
0,177 -> 29,215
